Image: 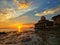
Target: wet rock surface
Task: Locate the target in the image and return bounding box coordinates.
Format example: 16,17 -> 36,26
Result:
0,31 -> 60,45
36,30 -> 60,45
0,31 -> 42,45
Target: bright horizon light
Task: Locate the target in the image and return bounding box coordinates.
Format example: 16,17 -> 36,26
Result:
17,26 -> 21,32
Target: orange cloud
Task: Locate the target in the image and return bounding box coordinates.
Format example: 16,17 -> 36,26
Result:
14,0 -> 30,9
18,3 -> 29,9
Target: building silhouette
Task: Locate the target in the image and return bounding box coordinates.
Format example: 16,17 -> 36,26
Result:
52,15 -> 60,29
35,16 -> 53,32
35,14 -> 60,31
35,14 -> 60,45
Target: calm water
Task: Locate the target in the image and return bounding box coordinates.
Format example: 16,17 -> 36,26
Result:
0,29 -> 17,32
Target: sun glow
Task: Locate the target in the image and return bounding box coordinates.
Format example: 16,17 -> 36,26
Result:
11,23 -> 22,32
17,26 -> 21,32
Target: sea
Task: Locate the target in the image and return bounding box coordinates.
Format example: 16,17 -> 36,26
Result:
0,28 -> 58,45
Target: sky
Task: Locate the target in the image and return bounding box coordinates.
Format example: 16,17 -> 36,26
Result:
0,0 -> 60,28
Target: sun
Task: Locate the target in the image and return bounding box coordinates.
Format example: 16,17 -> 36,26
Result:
10,23 -> 23,32
12,23 -> 22,32
17,26 -> 21,32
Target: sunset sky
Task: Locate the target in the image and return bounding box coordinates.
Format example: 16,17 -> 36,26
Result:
0,0 -> 60,29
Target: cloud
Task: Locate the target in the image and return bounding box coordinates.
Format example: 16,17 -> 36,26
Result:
13,0 -> 31,9
0,0 -> 39,22
35,5 -> 60,16
0,6 -> 38,22
20,16 -> 28,19
0,8 -> 17,21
